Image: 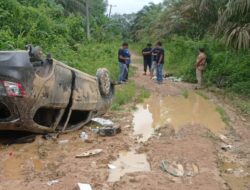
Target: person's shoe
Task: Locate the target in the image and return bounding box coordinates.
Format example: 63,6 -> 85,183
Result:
118,81 -> 125,85
143,72 -> 146,75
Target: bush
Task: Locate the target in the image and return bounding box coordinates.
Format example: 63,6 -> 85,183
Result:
163,36 -> 250,97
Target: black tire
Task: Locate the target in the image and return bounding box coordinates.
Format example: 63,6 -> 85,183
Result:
96,68 -> 113,98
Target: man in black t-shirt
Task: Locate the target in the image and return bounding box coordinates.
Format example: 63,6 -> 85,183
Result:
142,43 -> 152,75
152,42 -> 164,83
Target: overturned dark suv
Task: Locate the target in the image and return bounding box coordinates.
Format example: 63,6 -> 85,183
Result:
0,46 -> 114,133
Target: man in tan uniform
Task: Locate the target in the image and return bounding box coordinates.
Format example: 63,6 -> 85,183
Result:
195,48 -> 207,89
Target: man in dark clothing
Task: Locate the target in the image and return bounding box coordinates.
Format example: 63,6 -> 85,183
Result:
152,42 -> 164,83
124,47 -> 131,81
118,42 -> 129,84
142,43 -> 152,75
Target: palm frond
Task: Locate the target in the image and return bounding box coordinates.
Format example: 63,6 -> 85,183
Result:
225,24 -> 250,50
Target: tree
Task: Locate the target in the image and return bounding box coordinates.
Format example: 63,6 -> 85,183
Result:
131,3 -> 163,41
216,0 -> 250,50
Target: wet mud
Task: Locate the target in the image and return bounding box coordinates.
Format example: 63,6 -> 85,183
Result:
0,54 -> 249,190
108,150 -> 150,182
133,92 -> 226,142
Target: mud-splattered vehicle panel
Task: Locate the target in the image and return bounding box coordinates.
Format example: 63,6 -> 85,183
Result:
0,48 -> 114,133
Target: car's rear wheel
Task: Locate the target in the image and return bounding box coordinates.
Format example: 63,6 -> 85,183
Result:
96,68 -> 113,98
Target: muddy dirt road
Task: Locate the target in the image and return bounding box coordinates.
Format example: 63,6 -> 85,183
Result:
0,54 -> 249,190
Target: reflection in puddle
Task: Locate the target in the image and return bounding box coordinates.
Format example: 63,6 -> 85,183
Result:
133,92 -> 226,141
108,150 -> 151,182
132,105 -> 154,142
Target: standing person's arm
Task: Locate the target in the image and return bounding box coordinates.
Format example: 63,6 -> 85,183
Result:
157,49 -> 164,64
143,51 -> 151,55
120,55 -> 129,61
142,49 -> 151,55
119,49 -> 129,61
196,54 -> 206,67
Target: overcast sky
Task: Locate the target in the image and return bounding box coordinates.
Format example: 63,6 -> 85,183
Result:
107,0 -> 164,15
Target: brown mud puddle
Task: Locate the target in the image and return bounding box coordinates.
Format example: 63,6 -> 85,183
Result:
133,92 -> 226,141
221,162 -> 250,190
1,133 -> 86,181
108,150 -> 151,182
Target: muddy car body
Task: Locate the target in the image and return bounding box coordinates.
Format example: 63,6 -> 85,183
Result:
0,47 -> 114,133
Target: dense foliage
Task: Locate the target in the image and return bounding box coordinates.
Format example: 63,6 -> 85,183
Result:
0,0 -> 249,99
0,0 -> 123,80
162,37 -> 250,96
131,0 -> 250,50
132,0 -> 250,97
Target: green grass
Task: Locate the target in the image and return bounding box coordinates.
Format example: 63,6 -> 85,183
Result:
137,86 -> 150,103
226,93 -> 250,116
111,83 -> 151,110
50,42 -> 120,81
111,82 -> 137,110
181,89 -> 189,98
216,106 -> 230,125
196,91 -> 209,100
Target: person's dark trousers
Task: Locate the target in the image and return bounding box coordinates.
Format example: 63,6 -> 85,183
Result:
118,62 -> 128,82
144,59 -> 152,73
124,64 -> 130,81
156,64 -> 163,82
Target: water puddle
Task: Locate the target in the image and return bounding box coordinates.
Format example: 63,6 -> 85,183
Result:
221,162 -> 250,190
108,150 -> 151,182
133,92 -> 226,141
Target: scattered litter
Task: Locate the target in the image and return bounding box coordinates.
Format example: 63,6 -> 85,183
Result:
42,133 -> 59,140
219,134 -> 228,142
99,126 -> 121,137
75,149 -> 103,158
77,183 -> 92,190
108,164 -> 117,169
80,132 -> 88,141
90,118 -> 121,137
160,160 -> 185,177
160,160 -> 199,177
152,76 -> 157,80
184,162 -> 199,177
124,125 -> 131,129
47,179 -> 59,186
164,73 -> 173,78
221,144 -> 232,151
233,168 -> 247,177
240,116 -> 246,122
58,140 -> 69,144
165,76 -> 182,82
226,168 -> 233,174
91,118 -> 114,127
91,128 -> 100,134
